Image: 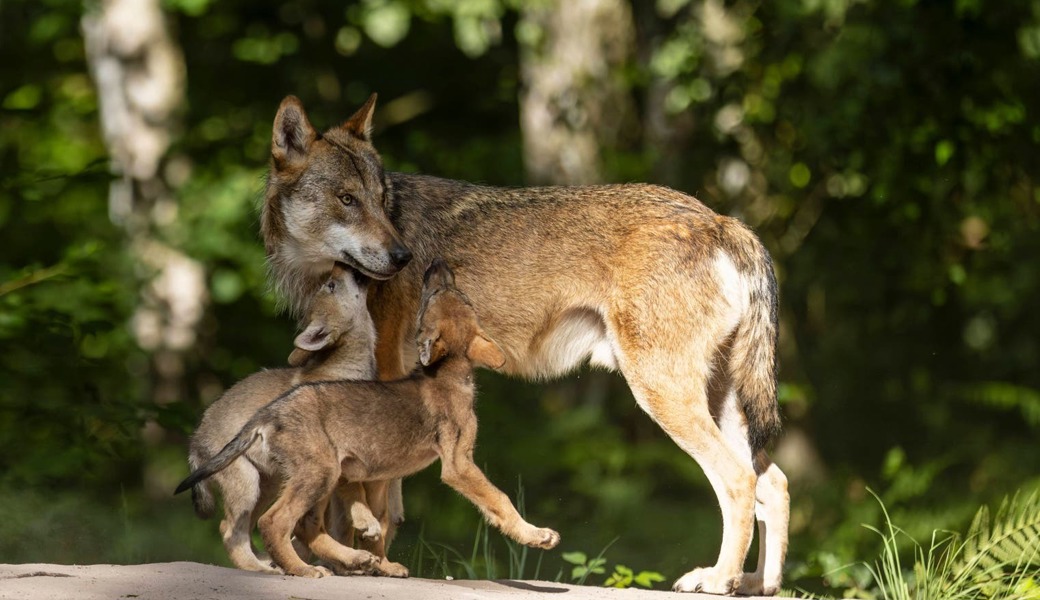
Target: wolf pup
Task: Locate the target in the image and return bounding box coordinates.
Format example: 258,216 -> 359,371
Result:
260,95 -> 789,596
187,264 -> 401,576
176,260 -> 560,578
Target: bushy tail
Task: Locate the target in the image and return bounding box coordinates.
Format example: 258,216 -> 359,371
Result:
728,236 -> 782,453
175,424 -> 262,496
187,451 -> 216,519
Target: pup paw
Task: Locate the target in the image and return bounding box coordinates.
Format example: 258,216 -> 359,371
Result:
347,550 -> 380,571
290,565 -> 332,578
359,521 -> 382,541
374,559 -> 409,578
673,567 -> 741,595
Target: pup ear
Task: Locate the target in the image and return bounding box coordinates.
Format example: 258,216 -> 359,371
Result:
467,331 -> 506,369
422,258 -> 456,288
272,96 -> 316,170
287,347 -> 311,367
340,93 -> 377,141
294,320 -> 332,352
418,333 -> 447,367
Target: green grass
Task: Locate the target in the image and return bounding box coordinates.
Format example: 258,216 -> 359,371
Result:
860,490 -> 1040,600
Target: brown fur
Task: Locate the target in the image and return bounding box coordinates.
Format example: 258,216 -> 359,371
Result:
186,264 -> 404,577
261,96 -> 789,595
177,261 -> 560,578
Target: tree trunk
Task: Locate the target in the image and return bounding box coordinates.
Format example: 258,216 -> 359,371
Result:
518,0 -> 636,186
82,0 -> 206,407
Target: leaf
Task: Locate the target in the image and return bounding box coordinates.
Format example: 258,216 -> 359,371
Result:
561,551 -> 587,565
604,567 -> 633,589
634,571 -> 666,588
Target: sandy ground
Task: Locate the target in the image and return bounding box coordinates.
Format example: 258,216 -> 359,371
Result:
0,562 -> 783,600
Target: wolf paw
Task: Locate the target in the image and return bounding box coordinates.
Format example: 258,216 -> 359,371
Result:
328,551 -> 379,577
673,567 -> 741,595
737,571 -> 780,596
527,527 -> 560,550
291,565 -> 332,578
374,558 -> 409,578
358,521 -> 382,541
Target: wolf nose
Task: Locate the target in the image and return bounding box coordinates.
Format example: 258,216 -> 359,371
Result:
390,244 -> 413,268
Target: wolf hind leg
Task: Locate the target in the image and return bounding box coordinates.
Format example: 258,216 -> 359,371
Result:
610,300 -> 757,595
714,383 -> 789,596
739,454 -> 789,596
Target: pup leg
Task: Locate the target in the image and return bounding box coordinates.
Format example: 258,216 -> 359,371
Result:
338,481 -> 381,542
216,464 -> 281,573
738,453 -> 789,596
293,484 -> 380,576
439,447 -> 559,550
384,480 -> 403,544
372,315 -> 407,545
259,472 -> 336,578
325,489 -> 353,548
355,480 -> 409,578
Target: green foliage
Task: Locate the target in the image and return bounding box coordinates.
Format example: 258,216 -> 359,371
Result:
603,564 -> 667,589
559,541 -> 665,589
562,550 -> 608,584
861,490 -> 1040,600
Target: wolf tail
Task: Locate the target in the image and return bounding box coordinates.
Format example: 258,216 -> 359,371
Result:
727,230 -> 782,454
187,449 -> 216,519
175,422 -> 264,496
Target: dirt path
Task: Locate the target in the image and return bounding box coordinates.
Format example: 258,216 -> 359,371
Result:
0,562 -> 779,599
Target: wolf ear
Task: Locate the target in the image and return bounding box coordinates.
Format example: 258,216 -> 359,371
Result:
289,320 -> 333,366
272,96 -> 316,170
422,258 -> 456,288
467,331 -> 506,369
294,320 -> 333,351
418,332 -> 447,367
340,93 -> 377,141
287,347 -> 311,367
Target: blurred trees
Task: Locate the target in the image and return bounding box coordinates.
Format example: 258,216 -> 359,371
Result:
1,0 -> 1038,594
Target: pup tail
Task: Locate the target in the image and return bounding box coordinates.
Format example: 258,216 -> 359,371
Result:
728,238 -> 782,454
175,424 -> 263,496
187,450 -> 216,519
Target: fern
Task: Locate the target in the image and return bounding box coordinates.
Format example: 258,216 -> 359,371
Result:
864,489 -> 1040,600
951,491 -> 1040,584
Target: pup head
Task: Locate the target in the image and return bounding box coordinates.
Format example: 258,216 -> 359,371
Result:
288,262 -> 372,367
415,259 -> 506,370
262,95 -> 411,312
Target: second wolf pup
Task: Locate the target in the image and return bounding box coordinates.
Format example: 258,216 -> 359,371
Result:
176,259 -> 560,578
187,263 -> 396,575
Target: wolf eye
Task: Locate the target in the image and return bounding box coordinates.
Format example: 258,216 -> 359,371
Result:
337,192 -> 356,206
326,280 -> 337,292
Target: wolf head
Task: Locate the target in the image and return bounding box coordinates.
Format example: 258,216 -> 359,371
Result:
262,94 -> 411,315
414,259 -> 506,371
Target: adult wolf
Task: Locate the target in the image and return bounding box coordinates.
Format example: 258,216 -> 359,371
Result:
261,95 -> 789,596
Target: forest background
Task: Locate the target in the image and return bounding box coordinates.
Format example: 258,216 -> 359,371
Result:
1,0 -> 1039,596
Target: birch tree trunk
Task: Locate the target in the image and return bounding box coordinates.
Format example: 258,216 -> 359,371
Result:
83,0 -> 207,407
518,0 -> 636,186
